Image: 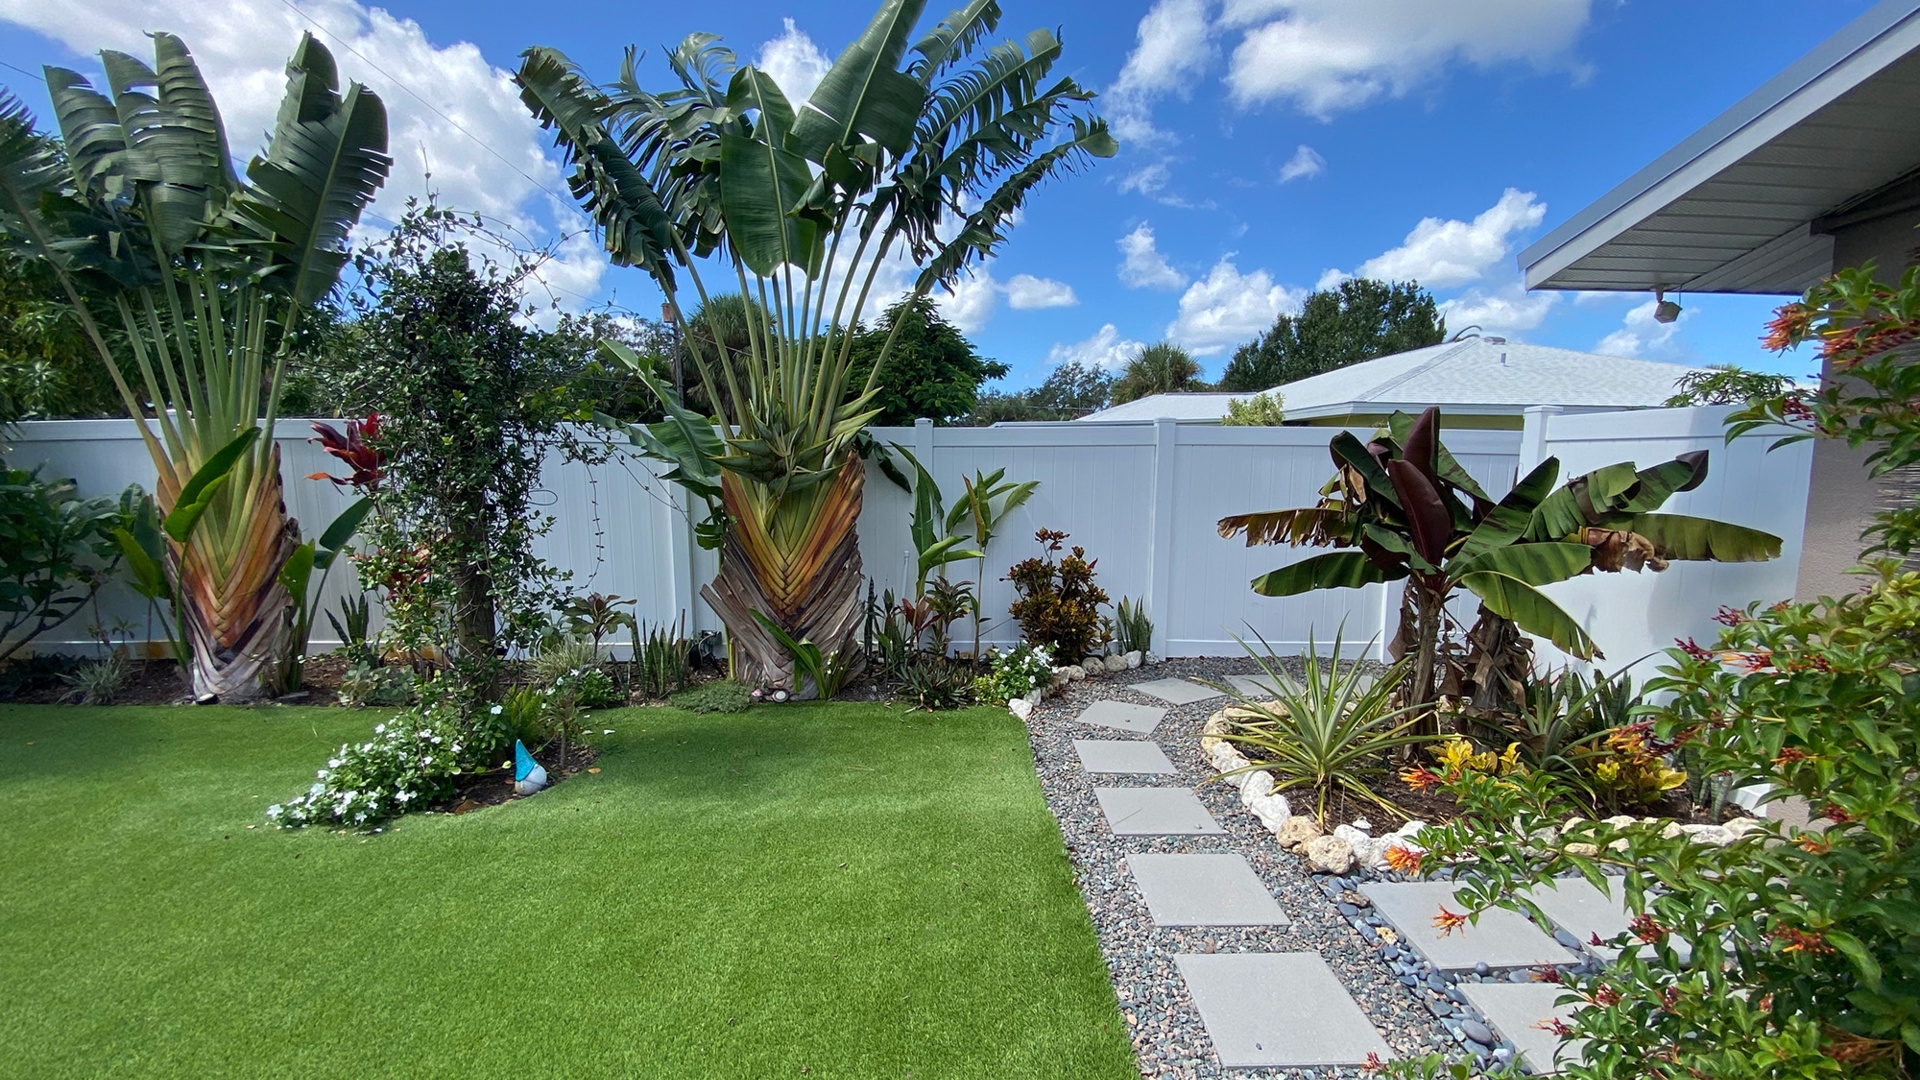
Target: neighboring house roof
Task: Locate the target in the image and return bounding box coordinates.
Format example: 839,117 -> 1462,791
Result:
1519,0 -> 1920,294
1074,338 -> 1703,423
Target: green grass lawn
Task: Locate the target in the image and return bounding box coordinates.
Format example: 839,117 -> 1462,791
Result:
0,701 -> 1133,1079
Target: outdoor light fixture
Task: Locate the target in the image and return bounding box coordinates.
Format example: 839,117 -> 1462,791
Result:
1653,290 -> 1683,324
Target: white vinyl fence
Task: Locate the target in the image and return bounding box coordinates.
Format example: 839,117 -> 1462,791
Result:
4,405 -> 1810,667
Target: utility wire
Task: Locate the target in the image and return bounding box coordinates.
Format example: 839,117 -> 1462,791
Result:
1,59 -> 46,83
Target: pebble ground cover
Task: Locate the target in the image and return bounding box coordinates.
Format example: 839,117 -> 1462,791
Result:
0,703 -> 1134,1078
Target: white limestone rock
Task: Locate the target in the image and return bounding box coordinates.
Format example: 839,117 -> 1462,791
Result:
1008,698 -> 1032,720
1082,658 -> 1104,676
1680,823 -> 1735,846
1104,653 -> 1128,673
1248,792 -> 1292,832
1724,817 -> 1766,840
1124,650 -> 1143,669
1304,834 -> 1356,874
1239,768 -> 1276,801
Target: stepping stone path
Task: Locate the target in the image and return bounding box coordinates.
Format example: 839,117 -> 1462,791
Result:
1360,880 -> 1577,972
1127,853 -> 1290,927
1223,672 -> 1284,699
1458,982 -> 1584,1074
1094,787 -> 1224,835
1071,686 -> 1390,1070
1176,953 -> 1392,1067
1075,699 -> 1167,734
1523,877 -> 1694,964
1130,676 -> 1228,706
1072,739 -> 1177,775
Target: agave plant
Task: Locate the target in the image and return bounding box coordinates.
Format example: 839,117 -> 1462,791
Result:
519,0 -> 1114,687
1218,406 -> 1783,718
0,33 -> 389,700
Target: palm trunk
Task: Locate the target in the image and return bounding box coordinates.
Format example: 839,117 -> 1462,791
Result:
164,442 -> 299,703
703,459 -> 867,690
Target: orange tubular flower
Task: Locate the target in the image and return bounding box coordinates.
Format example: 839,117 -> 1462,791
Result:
1399,765 -> 1442,793
1773,927 -> 1834,955
1762,302 -> 1813,351
1383,845 -> 1423,874
1630,913 -> 1670,945
1361,1051 -> 1385,1074
1535,1017 -> 1575,1038
1433,906 -> 1468,936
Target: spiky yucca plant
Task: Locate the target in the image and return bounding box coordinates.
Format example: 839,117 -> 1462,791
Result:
0,33 -> 388,700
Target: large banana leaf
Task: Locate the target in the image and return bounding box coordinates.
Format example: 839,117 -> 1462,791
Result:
1624,513 -> 1782,563
227,34 -> 391,307
1453,457 -> 1562,564
1217,505 -> 1355,547
1458,570 -> 1596,659
1386,459 -> 1451,568
908,0 -> 1002,83
718,69 -> 820,277
1251,550 -> 1404,597
1447,541 -> 1593,588
791,0 -> 929,163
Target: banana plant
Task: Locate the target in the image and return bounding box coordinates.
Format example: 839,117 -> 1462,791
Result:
889,446 -> 982,597
0,33 -> 389,701
273,496 -> 373,696
519,0 -> 1114,687
1218,407 -> 1783,718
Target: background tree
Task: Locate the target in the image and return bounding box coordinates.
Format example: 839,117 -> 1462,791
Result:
1221,390 -> 1285,426
1111,342 -> 1205,405
1219,278 -> 1445,392
969,360 -> 1114,423
848,295 -> 1008,425
1665,363 -> 1797,407
0,256 -> 121,417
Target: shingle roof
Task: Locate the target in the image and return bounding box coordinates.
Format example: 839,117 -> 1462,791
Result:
1074,338 -> 1706,422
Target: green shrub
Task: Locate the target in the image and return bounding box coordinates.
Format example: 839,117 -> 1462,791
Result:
337,661 -> 414,708
268,702 -> 477,829
1006,529 -> 1109,661
971,641 -> 1054,706
669,680 -> 753,714
533,636 -> 599,686
1113,596 -> 1152,656
900,654 -> 972,710
565,666 -> 622,709
0,467 -> 132,664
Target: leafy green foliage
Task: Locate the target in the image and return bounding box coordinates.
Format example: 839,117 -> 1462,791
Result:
752,610 -> 855,700
631,615 -> 693,699
1111,342 -> 1205,405
1218,278 -> 1445,392
899,653 -> 973,710
849,295 -> 1008,425
971,640 -> 1053,706
267,702 -> 475,829
1006,529 -> 1109,661
891,445 -> 984,596
339,206 -> 609,697
0,466 -> 132,663
668,679 -> 755,714
1211,631 -> 1431,822
1113,596 -> 1153,656
968,360 -> 1114,423
1664,363 -> 1798,407
1221,390 -> 1285,425
335,660 -> 414,708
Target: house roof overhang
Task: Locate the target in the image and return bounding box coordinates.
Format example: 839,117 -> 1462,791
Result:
1519,0 -> 1920,296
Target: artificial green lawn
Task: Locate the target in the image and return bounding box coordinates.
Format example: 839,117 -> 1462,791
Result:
0,702 -> 1134,1078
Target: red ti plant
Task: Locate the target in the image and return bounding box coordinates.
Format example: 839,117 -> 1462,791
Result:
308,415 -> 384,492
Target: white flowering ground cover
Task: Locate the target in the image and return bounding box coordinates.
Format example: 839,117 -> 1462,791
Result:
0,703 -> 1135,1078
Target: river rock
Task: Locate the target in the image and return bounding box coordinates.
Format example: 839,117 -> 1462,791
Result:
1103,653 -> 1128,673
1124,650 -> 1143,668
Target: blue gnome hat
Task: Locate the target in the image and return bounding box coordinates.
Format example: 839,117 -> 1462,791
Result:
513,739 -> 549,795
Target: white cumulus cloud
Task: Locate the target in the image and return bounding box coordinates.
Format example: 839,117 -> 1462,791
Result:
1439,282 -> 1556,336
1046,324 -> 1148,371
1166,257 -> 1304,356
1118,224 -> 1188,290
1117,161 -> 1172,196
1279,144 -> 1326,182
756,18 -> 830,105
1354,188 -> 1546,289
1004,274 -> 1078,310
1221,0 -> 1594,118
935,269 -> 1001,335
1109,0 -> 1217,143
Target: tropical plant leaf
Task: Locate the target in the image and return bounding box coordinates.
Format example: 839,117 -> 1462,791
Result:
1624,513 -> 1782,563
1217,506 -> 1355,547
162,427 -> 260,543
314,496 -> 371,564
1448,541 -> 1594,588
790,0 -> 929,163
1458,570 -> 1596,658
1250,550 -> 1402,596
718,68 -> 821,277
1455,457 -> 1562,564
1386,459 -> 1451,567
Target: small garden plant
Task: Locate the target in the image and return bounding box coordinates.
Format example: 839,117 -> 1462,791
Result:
1007,529 -> 1110,661
972,641 -> 1054,706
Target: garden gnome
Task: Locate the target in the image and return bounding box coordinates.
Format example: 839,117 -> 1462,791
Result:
513,740 -> 548,795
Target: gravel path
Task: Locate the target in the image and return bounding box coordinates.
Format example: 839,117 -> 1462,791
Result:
1023,655 -> 1459,1079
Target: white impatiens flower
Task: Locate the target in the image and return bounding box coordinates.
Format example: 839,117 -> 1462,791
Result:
266,805 -> 283,818
489,705 -> 503,715
327,758 -> 342,769
317,769 -> 329,779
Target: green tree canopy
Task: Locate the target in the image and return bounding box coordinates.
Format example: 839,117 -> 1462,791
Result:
1112,342 -> 1205,405
849,295 -> 1007,425
1218,278 -> 1445,392
969,360 -> 1115,423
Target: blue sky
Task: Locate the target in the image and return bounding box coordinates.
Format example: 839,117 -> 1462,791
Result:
0,0 -> 1877,388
